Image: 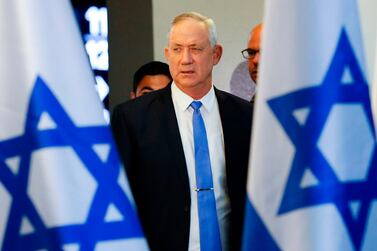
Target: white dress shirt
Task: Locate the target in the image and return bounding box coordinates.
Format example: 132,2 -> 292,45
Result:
171,82 -> 231,251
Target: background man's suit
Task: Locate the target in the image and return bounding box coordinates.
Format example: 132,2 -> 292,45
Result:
111,85 -> 252,251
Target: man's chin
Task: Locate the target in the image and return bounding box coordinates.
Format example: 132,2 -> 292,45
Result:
175,80 -> 196,89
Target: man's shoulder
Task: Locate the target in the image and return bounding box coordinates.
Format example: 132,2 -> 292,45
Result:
215,88 -> 253,110
113,86 -> 171,115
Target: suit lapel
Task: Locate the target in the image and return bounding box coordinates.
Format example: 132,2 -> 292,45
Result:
157,87 -> 190,187
215,89 -> 239,190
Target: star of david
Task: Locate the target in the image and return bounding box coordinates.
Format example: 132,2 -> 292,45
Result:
267,29 -> 377,250
0,76 -> 143,250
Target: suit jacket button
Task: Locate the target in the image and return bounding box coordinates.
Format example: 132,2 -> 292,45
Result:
184,206 -> 189,212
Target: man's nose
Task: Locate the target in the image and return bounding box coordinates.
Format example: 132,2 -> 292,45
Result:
181,48 -> 193,64
253,51 -> 260,64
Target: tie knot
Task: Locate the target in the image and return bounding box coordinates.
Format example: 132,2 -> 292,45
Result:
190,101 -> 202,111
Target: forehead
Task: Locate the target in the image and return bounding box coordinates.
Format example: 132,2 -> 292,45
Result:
169,19 -> 210,45
248,25 -> 262,49
137,75 -> 170,89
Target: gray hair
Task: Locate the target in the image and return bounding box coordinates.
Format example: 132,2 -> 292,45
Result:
167,11 -> 218,48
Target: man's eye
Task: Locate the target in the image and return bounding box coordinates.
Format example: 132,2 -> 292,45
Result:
248,49 -> 258,57
172,47 -> 181,53
191,47 -> 202,53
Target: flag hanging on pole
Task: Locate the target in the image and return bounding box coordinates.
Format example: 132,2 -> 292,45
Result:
242,0 -> 377,250
373,29 -> 377,131
0,0 -> 148,250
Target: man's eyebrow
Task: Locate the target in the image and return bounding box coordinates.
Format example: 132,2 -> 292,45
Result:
171,42 -> 203,47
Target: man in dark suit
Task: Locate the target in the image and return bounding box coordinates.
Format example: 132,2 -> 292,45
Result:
112,11 -> 252,251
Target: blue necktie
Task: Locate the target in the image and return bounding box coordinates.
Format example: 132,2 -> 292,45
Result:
191,101 -> 222,251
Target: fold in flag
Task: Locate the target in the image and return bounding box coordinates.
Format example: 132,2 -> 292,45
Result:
373,29 -> 377,131
243,0 -> 377,250
0,0 -> 148,250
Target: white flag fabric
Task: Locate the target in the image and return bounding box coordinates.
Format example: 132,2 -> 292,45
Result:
242,0 -> 377,250
373,31 -> 377,131
0,0 -> 149,250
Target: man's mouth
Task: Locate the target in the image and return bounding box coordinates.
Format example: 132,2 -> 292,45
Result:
181,70 -> 195,74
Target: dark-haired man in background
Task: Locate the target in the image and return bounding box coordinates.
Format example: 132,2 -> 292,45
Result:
130,61 -> 172,99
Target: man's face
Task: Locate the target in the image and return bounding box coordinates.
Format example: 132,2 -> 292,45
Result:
131,74 -> 171,99
164,19 -> 222,98
247,25 -> 262,83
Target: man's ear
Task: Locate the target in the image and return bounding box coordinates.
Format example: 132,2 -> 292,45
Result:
213,44 -> 223,65
130,91 -> 136,99
164,47 -> 169,62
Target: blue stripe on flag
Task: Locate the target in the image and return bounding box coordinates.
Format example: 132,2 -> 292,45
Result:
242,198 -> 280,251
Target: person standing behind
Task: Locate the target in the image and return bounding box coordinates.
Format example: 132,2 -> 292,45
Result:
229,61 -> 256,101
242,23 -> 263,85
130,61 -> 172,99
231,24 -> 262,103
112,11 -> 252,251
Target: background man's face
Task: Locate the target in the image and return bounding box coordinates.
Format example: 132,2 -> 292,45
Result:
248,24 -> 262,83
136,75 -> 171,97
130,74 -> 171,99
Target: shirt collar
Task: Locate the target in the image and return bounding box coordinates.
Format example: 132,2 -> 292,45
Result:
171,82 -> 215,113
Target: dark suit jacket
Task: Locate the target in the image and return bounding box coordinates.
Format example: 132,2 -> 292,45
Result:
111,85 -> 252,251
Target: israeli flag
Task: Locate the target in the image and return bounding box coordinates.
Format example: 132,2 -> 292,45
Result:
374,33 -> 377,130
0,0 -> 148,250
242,0 -> 377,250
